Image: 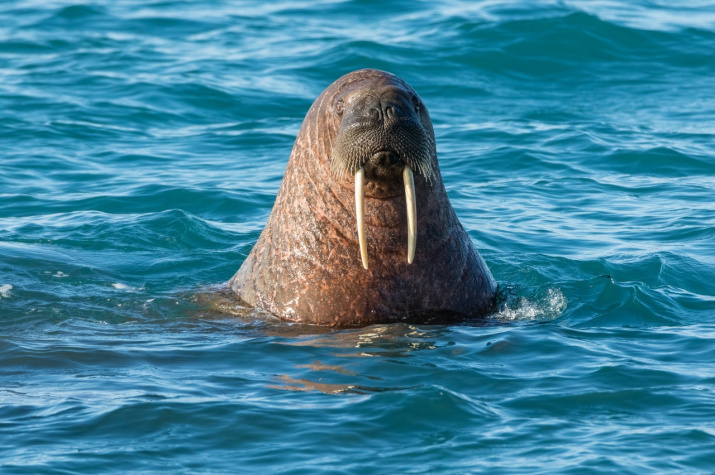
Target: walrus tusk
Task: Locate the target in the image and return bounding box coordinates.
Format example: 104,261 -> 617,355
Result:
404,166 -> 416,264
355,167 -> 368,269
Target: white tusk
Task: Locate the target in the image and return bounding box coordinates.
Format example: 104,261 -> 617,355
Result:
404,166 -> 416,264
355,167 -> 368,270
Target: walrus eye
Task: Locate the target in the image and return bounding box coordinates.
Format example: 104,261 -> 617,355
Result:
335,99 -> 344,115
412,96 -> 420,113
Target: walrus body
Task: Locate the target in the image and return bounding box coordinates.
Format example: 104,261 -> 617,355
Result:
230,69 -> 496,326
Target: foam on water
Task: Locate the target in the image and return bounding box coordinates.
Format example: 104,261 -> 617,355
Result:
495,287 -> 568,321
0,284 -> 12,299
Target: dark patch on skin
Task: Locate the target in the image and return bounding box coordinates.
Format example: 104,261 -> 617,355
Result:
229,69 -> 496,326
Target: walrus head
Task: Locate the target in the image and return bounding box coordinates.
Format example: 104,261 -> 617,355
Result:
319,70 -> 437,270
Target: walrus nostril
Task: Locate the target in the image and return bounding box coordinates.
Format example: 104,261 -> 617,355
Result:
368,107 -> 381,121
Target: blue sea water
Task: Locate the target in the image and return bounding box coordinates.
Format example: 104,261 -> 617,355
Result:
1,0 -> 715,472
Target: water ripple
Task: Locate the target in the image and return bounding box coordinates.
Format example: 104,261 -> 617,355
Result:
2,0 -> 715,472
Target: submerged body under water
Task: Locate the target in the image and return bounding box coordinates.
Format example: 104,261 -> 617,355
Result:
1,0 -> 715,472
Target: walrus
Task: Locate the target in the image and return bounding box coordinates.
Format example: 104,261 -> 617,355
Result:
230,69 -> 496,326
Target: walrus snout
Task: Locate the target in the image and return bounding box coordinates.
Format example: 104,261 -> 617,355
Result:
330,85 -> 436,183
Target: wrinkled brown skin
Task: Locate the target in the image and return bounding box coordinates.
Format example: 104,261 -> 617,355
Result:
230,69 -> 496,326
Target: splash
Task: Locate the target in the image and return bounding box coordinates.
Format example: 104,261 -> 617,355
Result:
0,284 -> 12,299
495,287 -> 567,322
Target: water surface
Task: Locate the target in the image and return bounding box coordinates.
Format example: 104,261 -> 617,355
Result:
1,0 -> 715,472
